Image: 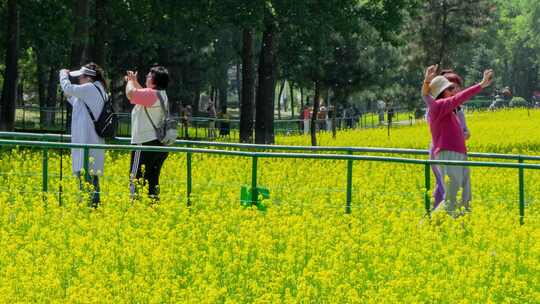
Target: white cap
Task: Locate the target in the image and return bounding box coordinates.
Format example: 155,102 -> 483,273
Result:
429,76 -> 453,98
69,66 -> 97,77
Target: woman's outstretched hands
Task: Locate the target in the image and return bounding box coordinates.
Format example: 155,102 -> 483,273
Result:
125,70 -> 138,82
480,69 -> 494,88
424,64 -> 438,83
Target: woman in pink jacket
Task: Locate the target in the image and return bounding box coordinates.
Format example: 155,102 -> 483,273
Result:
422,65 -> 493,216
424,68 -> 472,209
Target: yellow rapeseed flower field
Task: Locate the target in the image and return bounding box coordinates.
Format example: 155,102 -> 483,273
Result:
0,109 -> 539,302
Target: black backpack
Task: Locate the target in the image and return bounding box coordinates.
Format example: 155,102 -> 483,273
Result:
84,83 -> 118,139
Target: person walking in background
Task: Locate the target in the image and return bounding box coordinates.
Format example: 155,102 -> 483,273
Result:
302,105 -> 311,135
423,64 -> 493,217
207,100 -> 217,139
59,63 -> 107,208
181,104 -> 192,139
387,106 -> 395,125
377,100 -> 385,125
344,104 -> 354,128
318,101 -> 327,131
298,110 -> 304,133
219,110 -> 231,138
327,105 -> 334,131
125,66 -> 171,200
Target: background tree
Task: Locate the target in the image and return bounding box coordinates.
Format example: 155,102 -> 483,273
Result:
20,0 -> 71,126
493,0 -> 539,99
254,4 -> 277,144
1,0 -> 539,141
70,0 -> 90,68
0,0 -> 19,131
280,0 -> 416,145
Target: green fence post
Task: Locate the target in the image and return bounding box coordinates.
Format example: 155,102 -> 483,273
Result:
346,152 -> 353,214
424,162 -> 431,216
83,147 -> 90,182
251,156 -> 258,204
187,151 -> 192,206
42,148 -> 48,193
519,157 -> 525,225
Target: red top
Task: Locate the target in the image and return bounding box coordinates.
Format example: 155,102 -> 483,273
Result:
428,84 -> 482,156
303,108 -> 311,119
129,88 -> 158,107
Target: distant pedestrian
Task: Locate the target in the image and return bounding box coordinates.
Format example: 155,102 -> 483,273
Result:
181,105 -> 192,139
302,105 -> 311,135
207,100 -> 217,139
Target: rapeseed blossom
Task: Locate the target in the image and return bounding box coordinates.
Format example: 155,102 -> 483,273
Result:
0,109 -> 538,302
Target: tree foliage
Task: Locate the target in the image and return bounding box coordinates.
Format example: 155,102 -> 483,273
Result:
0,0 -> 538,136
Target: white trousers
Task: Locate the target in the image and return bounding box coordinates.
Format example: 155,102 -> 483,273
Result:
436,150 -> 472,215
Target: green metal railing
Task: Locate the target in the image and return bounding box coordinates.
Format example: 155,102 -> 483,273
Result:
2,131 -> 540,162
2,133 -> 539,166
0,138 -> 538,224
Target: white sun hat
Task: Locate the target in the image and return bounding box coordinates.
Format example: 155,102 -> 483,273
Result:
429,75 -> 454,98
69,66 -> 97,77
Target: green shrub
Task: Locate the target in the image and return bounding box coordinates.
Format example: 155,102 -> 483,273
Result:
509,96 -> 528,107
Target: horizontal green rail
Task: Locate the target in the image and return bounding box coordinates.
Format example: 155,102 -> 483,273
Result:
2,139 -> 540,169
1,131 -> 539,162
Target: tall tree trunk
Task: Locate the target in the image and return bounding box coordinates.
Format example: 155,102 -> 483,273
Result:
37,51 -> 48,126
17,82 -> 23,107
300,87 -> 304,109
240,28 -> 255,143
283,83 -> 288,112
0,0 -> 19,131
192,87 -> 201,117
210,86 -> 217,106
310,81 -> 321,146
277,80 -> 285,119
110,71 -> 116,109
111,71 -> 121,112
219,79 -> 228,114
235,62 -> 241,103
255,14 -> 277,144
437,1 -> 448,66
66,0 -> 89,131
331,90 -> 337,139
92,0 -> 106,67
289,82 -> 294,118
70,0 -> 90,68
46,67 -> 58,126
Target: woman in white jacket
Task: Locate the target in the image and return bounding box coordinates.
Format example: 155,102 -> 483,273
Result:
59,63 -> 107,207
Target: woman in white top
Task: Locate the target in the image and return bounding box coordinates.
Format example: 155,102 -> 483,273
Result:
59,63 -> 107,207
125,66 -> 170,200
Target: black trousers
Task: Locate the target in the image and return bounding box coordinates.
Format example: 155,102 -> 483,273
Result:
130,140 -> 169,198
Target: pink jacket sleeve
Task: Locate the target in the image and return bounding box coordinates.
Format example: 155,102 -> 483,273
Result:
436,84 -> 482,116
129,88 -> 158,107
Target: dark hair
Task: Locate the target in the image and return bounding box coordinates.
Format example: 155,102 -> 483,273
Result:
440,69 -> 463,87
84,62 -> 108,91
149,66 -> 169,90
436,91 -> 447,100
436,85 -> 456,100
